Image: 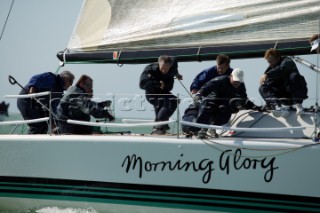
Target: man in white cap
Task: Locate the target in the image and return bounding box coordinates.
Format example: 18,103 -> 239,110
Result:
193,68 -> 260,139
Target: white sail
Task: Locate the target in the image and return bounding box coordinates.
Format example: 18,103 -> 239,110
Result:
68,0 -> 320,52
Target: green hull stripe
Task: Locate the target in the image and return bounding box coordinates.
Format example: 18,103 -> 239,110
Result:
0,176 -> 319,212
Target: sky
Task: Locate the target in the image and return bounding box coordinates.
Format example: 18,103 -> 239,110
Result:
0,0 -> 319,120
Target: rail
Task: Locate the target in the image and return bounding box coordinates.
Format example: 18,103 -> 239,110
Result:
0,91 -> 308,136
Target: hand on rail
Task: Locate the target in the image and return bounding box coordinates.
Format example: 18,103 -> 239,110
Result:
99,100 -> 112,108
106,112 -> 115,122
193,93 -> 202,102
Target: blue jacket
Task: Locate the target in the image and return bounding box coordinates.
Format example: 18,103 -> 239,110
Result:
26,72 -> 64,93
23,72 -> 65,114
190,66 -> 233,91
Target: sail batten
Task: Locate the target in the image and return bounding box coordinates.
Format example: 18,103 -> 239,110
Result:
58,0 -> 320,63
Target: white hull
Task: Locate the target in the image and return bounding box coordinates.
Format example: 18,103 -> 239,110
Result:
0,130 -> 319,212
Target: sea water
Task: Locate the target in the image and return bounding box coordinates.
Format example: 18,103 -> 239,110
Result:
0,113 -> 27,134
0,207 -> 99,213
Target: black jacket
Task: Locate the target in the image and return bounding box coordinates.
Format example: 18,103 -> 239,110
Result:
57,85 -> 112,122
139,61 -> 178,94
265,56 -> 299,81
199,75 -> 255,109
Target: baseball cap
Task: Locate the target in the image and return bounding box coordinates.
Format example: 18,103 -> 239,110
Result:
231,68 -> 244,83
311,38 -> 320,52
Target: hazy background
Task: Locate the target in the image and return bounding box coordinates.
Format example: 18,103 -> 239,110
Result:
1,0 -> 319,120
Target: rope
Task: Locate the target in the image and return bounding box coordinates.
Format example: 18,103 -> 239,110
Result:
196,46 -> 202,62
55,64 -> 64,74
116,50 -> 123,67
63,48 -> 68,65
176,78 -> 193,98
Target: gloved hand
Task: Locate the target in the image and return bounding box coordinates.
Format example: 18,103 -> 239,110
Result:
99,100 -> 112,108
193,93 -> 202,102
105,111 -> 115,122
107,114 -> 115,121
175,73 -> 183,80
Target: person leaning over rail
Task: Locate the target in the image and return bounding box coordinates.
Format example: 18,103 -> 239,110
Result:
139,55 -> 182,135
193,68 -> 261,139
309,33 -> 320,53
190,54 -> 233,95
17,70 -> 75,134
259,48 -> 308,117
56,75 -> 114,135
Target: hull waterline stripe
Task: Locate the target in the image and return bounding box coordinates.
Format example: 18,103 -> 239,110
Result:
0,176 -> 319,212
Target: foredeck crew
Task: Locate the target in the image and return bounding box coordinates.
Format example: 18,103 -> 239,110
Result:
259,48 -> 308,117
17,70 -> 75,134
139,55 -> 182,135
193,68 -> 260,139
56,75 -> 114,134
190,54 -> 233,95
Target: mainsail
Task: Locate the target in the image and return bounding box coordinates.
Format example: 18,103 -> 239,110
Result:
57,0 -> 320,64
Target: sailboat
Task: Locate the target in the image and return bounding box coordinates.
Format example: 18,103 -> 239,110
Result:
0,0 -> 320,212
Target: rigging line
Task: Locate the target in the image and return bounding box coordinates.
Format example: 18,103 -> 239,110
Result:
176,78 -> 193,98
0,0 -> 15,41
54,64 -> 63,75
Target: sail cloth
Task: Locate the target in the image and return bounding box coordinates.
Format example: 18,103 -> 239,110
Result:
57,0 -> 320,64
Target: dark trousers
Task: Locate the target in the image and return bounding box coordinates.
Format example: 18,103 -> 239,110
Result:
259,82 -> 292,107
146,93 -> 178,130
259,73 -> 307,107
17,89 -> 48,134
196,99 -> 231,126
58,120 -> 93,135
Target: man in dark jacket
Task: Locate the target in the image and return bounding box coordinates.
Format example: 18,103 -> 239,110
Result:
190,54 -> 233,94
56,75 -> 114,134
139,55 -> 181,135
259,48 -> 308,117
194,68 -> 259,139
17,70 -> 75,134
